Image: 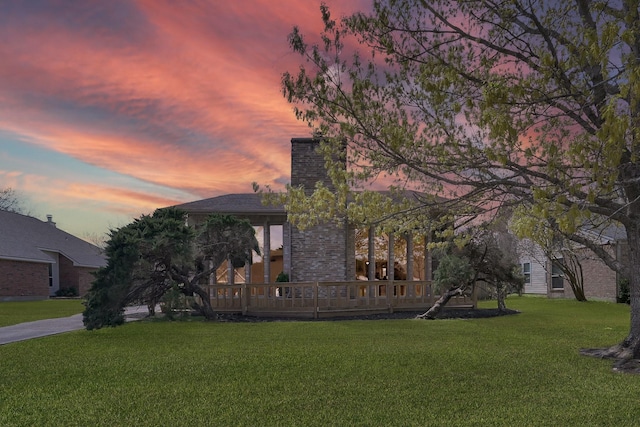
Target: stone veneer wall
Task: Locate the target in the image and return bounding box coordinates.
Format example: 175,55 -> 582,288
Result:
289,138 -> 355,282
0,259 -> 49,300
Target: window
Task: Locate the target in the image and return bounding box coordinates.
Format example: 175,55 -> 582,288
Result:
522,263 -> 531,284
551,260 -> 564,290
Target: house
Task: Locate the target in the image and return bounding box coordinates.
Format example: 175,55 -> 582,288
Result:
0,211 -> 106,301
518,224 -> 627,301
174,138 -> 435,286
170,137 -> 475,317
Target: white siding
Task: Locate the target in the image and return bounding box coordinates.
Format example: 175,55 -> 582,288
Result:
517,239 -> 548,295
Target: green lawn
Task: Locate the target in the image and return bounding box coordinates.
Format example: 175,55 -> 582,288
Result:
0,299 -> 84,327
1,297 -> 638,426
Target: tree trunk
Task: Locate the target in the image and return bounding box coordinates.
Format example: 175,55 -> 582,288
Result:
559,252 -> 587,302
189,283 -> 217,320
171,268 -> 218,320
581,223 -> 640,364
496,281 -> 507,312
416,285 -> 465,319
624,223 -> 640,359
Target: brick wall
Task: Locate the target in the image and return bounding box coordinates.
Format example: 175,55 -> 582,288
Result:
290,138 -> 336,190
59,255 -> 97,296
58,255 -> 78,292
76,267 -> 97,296
0,259 -> 49,300
550,245 -> 619,301
579,245 -> 617,301
289,138 -> 355,282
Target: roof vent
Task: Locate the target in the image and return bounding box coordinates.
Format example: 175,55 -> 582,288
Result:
46,214 -> 56,227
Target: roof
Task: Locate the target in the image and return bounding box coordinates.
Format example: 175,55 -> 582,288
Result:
175,193 -> 285,215
581,222 -> 627,244
0,210 -> 106,268
172,191 -> 449,226
173,193 -> 287,224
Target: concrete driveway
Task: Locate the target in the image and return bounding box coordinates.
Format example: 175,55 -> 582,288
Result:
0,306 -> 151,345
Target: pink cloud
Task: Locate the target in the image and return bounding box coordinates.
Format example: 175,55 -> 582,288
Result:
0,0 -> 372,236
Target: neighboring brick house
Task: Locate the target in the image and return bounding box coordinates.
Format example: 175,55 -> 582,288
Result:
518,225 -> 627,301
0,211 -> 106,301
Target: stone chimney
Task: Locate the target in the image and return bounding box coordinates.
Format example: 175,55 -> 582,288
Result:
46,214 -> 56,227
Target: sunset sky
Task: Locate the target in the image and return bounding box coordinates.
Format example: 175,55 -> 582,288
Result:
0,0 -> 370,240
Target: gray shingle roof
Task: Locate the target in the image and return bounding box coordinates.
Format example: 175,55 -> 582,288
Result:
174,193 -> 285,215
581,222 -> 627,244
0,210 -> 106,267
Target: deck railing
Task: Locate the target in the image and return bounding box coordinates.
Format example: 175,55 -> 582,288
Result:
206,280 -> 476,319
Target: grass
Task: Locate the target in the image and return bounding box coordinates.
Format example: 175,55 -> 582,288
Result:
0,299 -> 84,327
1,297 -> 638,426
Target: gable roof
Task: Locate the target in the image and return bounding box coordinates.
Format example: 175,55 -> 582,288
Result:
0,210 -> 106,268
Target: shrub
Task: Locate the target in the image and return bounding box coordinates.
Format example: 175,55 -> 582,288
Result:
54,287 -> 79,297
275,272 -> 289,282
618,278 -> 630,304
160,285 -> 194,320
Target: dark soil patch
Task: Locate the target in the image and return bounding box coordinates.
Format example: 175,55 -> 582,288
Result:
215,307 -> 520,323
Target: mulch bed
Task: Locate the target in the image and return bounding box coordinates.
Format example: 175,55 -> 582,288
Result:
215,307 -> 520,323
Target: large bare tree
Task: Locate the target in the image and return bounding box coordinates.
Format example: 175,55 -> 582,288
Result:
0,187 -> 24,213
281,0 -> 640,366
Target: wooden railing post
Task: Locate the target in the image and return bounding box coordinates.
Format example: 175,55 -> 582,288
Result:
313,282 -> 319,319
241,283 -> 248,315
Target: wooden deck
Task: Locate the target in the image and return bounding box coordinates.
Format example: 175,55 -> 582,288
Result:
206,281 -> 476,319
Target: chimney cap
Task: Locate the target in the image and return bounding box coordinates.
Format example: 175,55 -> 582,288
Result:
46,214 -> 56,227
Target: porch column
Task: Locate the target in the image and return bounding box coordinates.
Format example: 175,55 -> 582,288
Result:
368,226 -> 376,280
209,260 -> 217,284
424,233 -> 432,281
244,252 -> 252,284
406,231 -> 414,281
283,222 -> 292,277
388,232 -> 395,280
227,256 -> 235,284
263,220 -> 271,283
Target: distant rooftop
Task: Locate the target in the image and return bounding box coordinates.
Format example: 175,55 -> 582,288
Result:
0,210 -> 106,267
